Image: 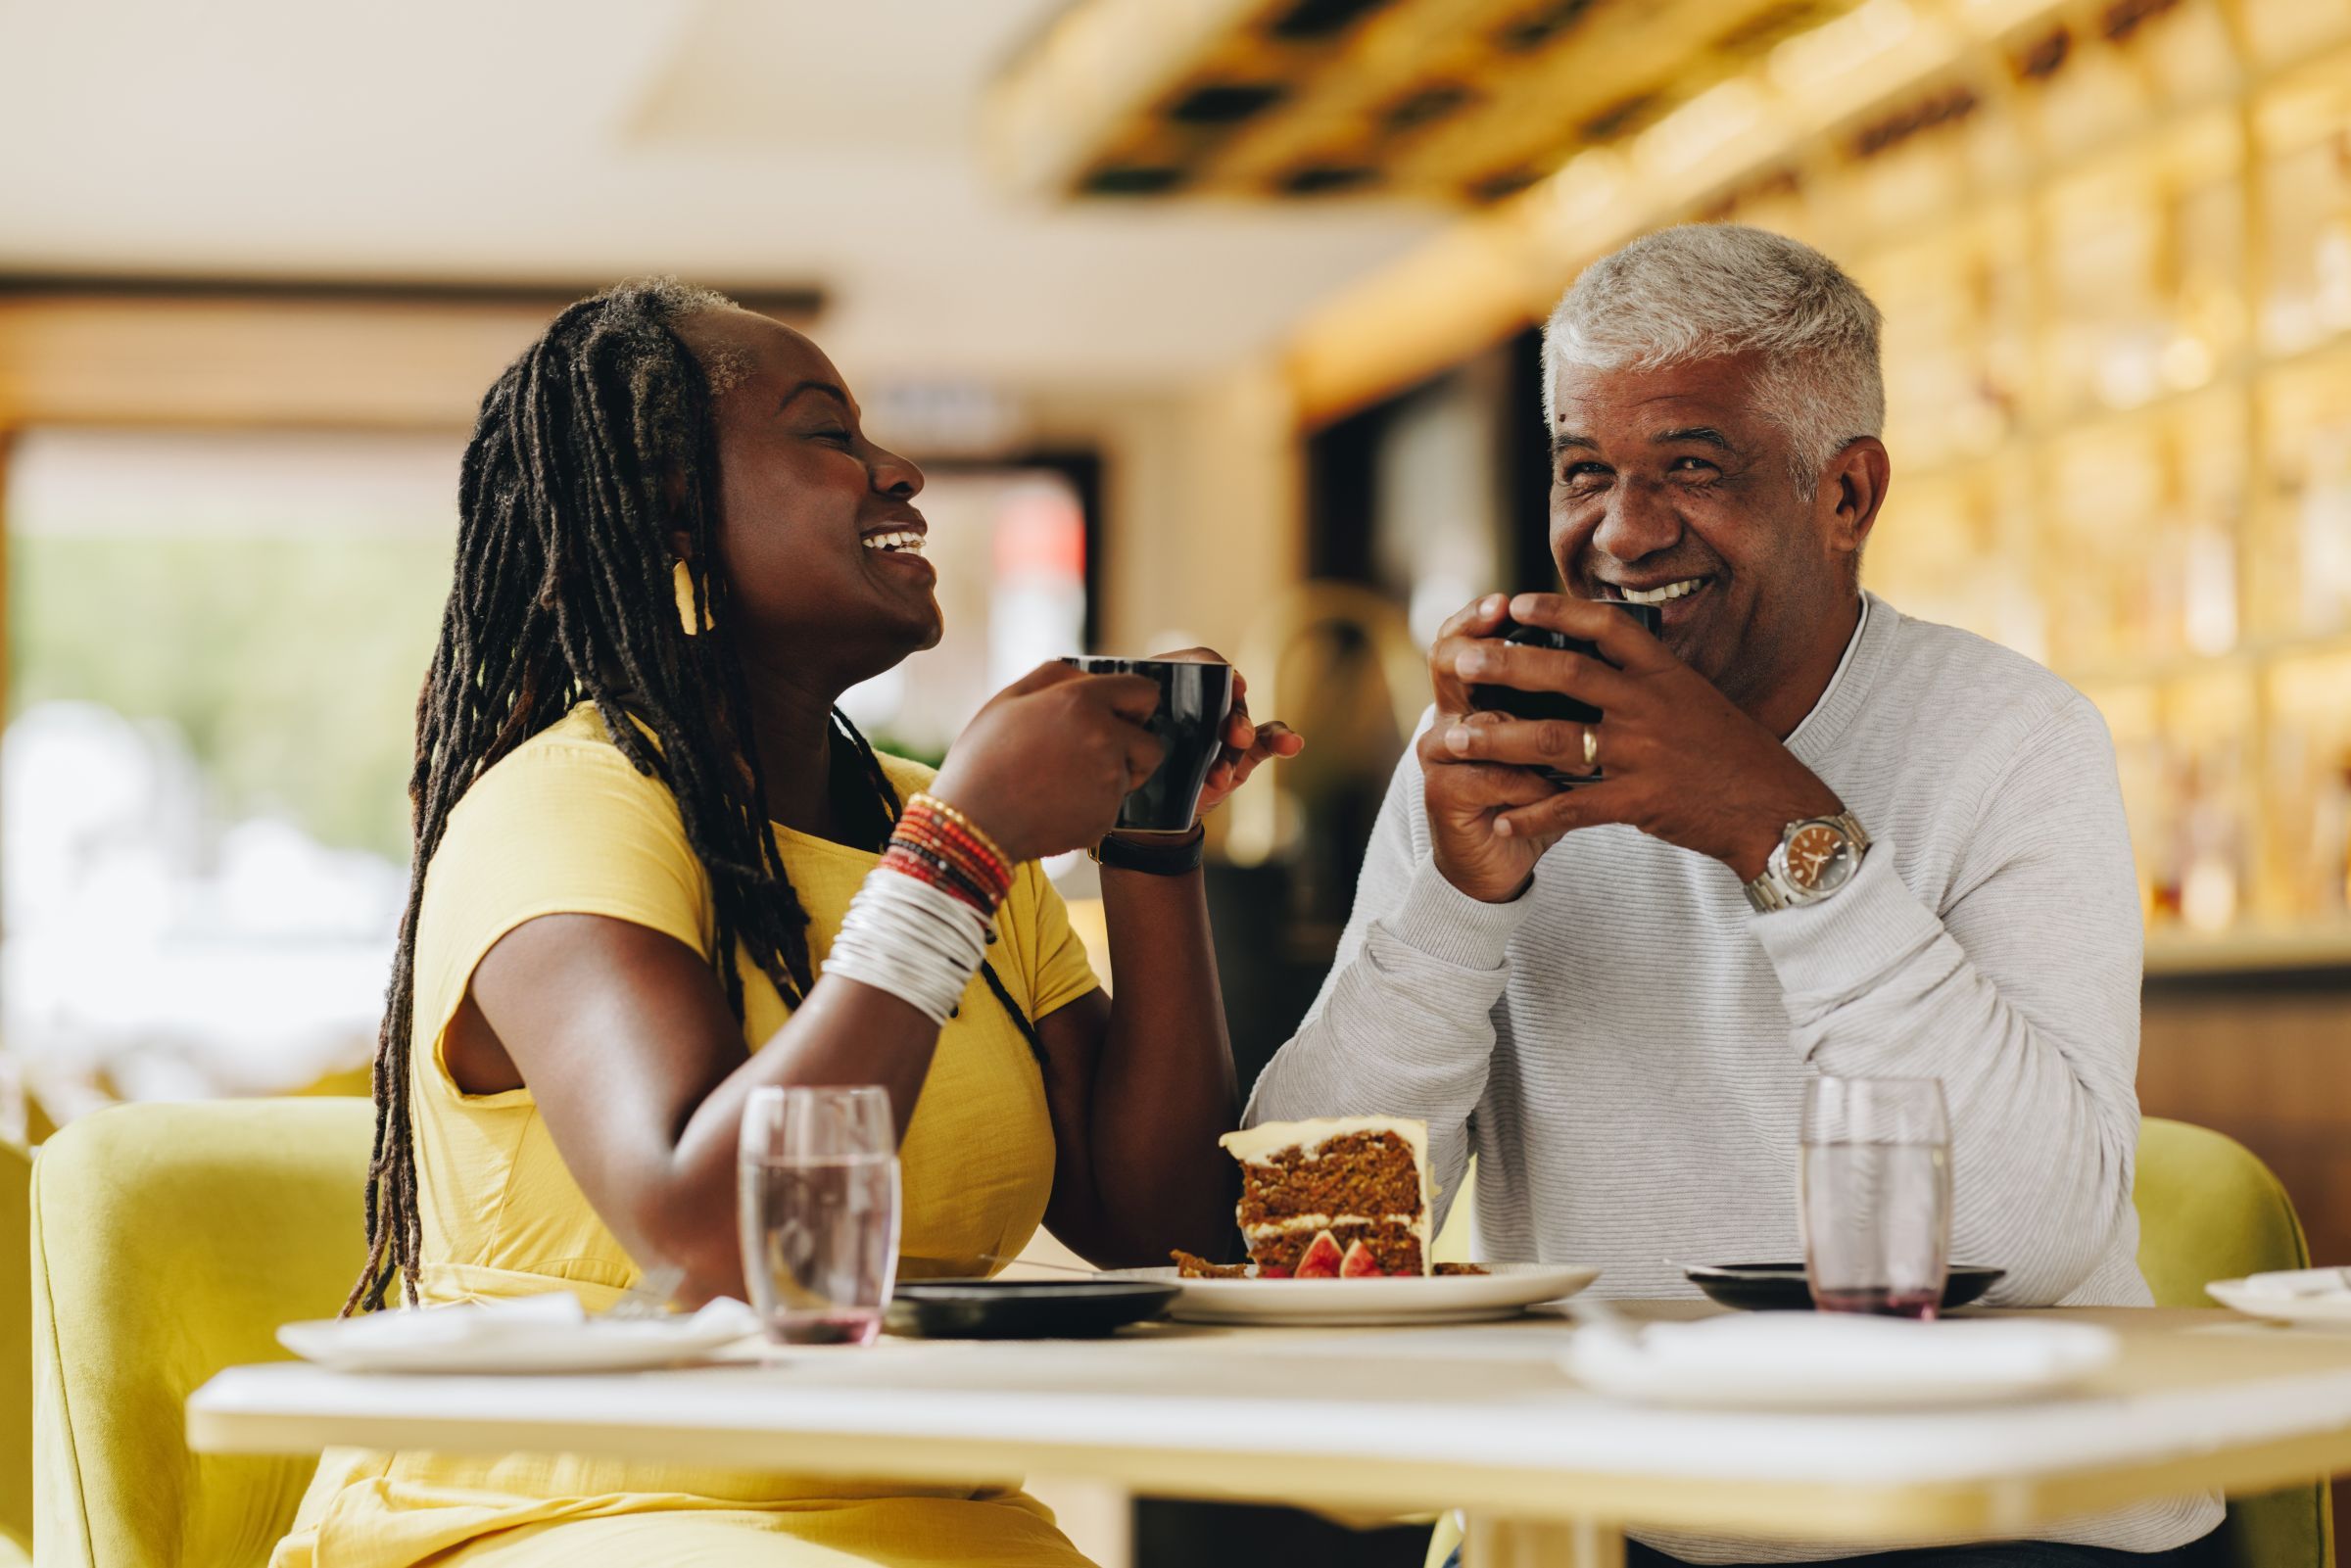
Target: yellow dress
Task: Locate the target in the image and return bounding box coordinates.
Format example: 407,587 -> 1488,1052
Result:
271,704 -> 1102,1568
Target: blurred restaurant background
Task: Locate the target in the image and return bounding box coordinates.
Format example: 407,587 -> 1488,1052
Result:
5,0 -> 2351,1557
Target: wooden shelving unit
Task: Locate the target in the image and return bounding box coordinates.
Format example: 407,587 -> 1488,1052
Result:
1686,0 -> 2351,969
2145,922 -> 2351,975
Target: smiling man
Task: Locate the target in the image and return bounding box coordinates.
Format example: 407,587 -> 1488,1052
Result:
1247,226 -> 2220,1566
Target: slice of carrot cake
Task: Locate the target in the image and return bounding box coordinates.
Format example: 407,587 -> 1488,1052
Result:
1218,1117 -> 1433,1277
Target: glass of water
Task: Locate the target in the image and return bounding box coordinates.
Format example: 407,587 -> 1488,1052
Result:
738,1085 -> 901,1346
1800,1076 -> 1951,1320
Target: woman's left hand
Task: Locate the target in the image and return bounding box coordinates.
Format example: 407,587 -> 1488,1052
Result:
1152,648 -> 1303,824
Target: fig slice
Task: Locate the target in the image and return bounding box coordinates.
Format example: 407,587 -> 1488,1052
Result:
1339,1240 -> 1384,1279
1293,1230 -> 1345,1279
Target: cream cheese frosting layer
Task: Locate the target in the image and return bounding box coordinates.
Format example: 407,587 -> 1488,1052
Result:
1240,1212 -> 1420,1236
1220,1116 -> 1430,1177
1222,1116 -> 1436,1273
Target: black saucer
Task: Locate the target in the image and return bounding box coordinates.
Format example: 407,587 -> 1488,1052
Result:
1683,1262 -> 2006,1313
884,1279 -> 1179,1339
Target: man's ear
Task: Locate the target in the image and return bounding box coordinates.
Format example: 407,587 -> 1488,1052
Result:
1818,437 -> 1890,567
666,526 -> 695,565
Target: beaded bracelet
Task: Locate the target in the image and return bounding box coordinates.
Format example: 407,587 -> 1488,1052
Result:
909,792 -> 1011,876
892,809 -> 1006,879
883,791 -> 1014,917
889,816 -> 1010,909
880,841 -> 999,918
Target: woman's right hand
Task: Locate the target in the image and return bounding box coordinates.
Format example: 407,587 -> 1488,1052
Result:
932,662 -> 1165,865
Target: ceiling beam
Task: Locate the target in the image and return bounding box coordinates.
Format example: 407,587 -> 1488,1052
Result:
984,0 -> 1270,198
1282,0 -> 2075,423
0,280 -> 824,431
0,275 -> 824,319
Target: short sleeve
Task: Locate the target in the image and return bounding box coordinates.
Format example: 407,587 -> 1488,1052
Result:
1011,863 -> 1102,1022
411,731 -> 714,1080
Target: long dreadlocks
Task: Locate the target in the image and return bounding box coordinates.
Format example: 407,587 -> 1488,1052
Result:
347,279 -> 1035,1313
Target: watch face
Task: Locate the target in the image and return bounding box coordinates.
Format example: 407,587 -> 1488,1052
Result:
1785,823 -> 1850,892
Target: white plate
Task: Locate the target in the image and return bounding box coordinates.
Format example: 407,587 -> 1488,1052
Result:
1115,1262 -> 1600,1326
1562,1314 -> 2121,1410
277,1299 -> 759,1374
2207,1277 -> 2351,1328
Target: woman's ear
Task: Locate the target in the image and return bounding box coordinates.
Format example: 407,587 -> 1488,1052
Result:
666,527 -> 695,565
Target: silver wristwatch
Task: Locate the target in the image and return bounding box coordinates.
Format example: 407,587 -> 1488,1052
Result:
1743,810 -> 1871,914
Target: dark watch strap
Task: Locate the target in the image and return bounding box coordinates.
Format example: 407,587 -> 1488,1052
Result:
1088,826 -> 1206,876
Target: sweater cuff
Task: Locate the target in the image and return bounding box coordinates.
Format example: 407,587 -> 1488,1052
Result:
1373,857 -> 1533,972
1747,840 -> 1942,1006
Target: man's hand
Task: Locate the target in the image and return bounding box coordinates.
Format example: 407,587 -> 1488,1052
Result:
1431,593 -> 1843,884
1420,594 -> 1581,902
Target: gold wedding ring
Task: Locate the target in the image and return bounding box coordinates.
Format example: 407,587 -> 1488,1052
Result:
1582,726 -> 1600,770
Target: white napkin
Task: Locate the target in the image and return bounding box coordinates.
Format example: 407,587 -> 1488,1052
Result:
1563,1311 -> 2121,1408
278,1292 -> 761,1373
2237,1266 -> 2351,1300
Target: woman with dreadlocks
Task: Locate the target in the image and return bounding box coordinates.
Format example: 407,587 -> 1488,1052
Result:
271,280 -> 1299,1568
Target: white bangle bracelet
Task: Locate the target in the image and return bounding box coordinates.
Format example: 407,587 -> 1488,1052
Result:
822,865 -> 994,1026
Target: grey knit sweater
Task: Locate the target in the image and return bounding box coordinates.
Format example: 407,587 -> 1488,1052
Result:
1246,594 -> 2221,1561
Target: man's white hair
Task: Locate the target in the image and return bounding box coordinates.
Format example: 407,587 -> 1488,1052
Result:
1543,224 -> 1885,496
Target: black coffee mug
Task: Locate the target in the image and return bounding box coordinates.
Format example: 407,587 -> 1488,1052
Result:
1467,598 -> 1661,782
1059,656 -> 1235,834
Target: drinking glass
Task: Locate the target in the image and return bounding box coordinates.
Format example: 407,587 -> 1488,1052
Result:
1799,1076 -> 1951,1320
738,1085 -> 900,1346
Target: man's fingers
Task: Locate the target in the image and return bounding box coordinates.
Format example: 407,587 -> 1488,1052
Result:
1453,641 -> 1637,710
1431,633 -> 1509,711
1419,707 -> 1493,765
1430,634 -> 1476,703
1430,760 -> 1561,811
1508,593 -> 1675,673
1493,781 -> 1630,839
1428,594 -> 1513,711
1440,716 -> 1602,771
1419,714 -> 1495,756
1433,593 -> 1512,644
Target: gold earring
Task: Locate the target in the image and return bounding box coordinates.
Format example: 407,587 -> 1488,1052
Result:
672,559 -> 714,636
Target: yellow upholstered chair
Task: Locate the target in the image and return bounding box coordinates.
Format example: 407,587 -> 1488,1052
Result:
0,1137 -> 33,1565
2135,1117 -> 2331,1568
1429,1119 -> 2332,1568
31,1099 -> 369,1568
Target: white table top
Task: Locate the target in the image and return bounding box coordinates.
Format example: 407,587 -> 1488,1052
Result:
187,1306 -> 2351,1543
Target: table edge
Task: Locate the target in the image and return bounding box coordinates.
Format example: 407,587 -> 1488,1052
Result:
185,1378 -> 2351,1544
